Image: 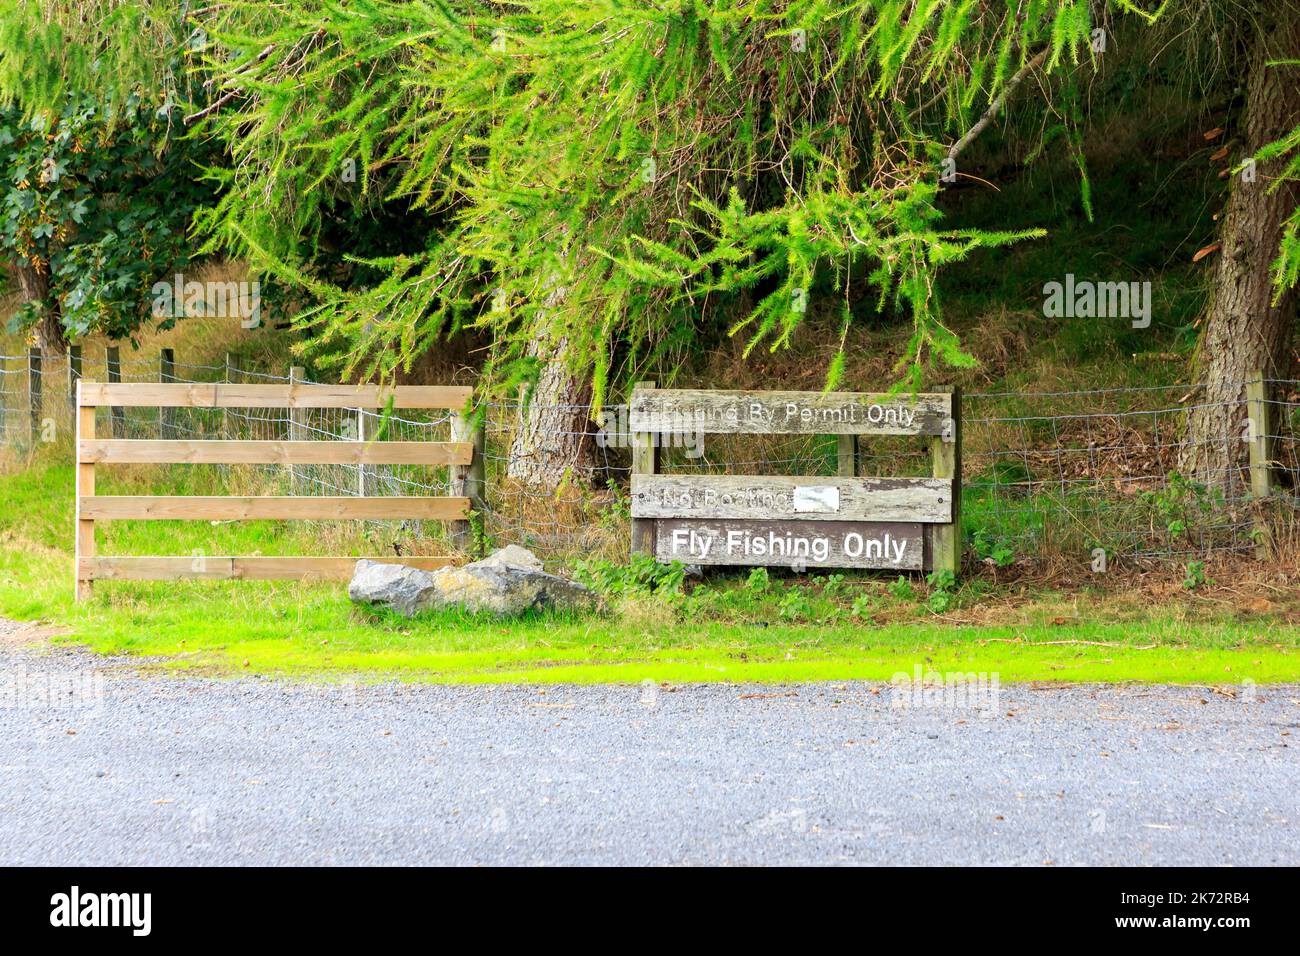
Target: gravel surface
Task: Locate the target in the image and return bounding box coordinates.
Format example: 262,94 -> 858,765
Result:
1,617 -> 1298,865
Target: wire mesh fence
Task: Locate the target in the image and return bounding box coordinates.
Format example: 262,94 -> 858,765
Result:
3,345 -> 1298,567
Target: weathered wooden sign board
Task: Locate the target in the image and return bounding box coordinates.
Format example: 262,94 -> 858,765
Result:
652,518 -> 923,570
628,388 -> 951,436
631,475 -> 952,523
628,384 -> 961,575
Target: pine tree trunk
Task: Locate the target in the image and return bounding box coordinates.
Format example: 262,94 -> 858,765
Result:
506,333 -> 596,486
505,269 -> 596,486
1180,13 -> 1300,488
8,260 -> 67,356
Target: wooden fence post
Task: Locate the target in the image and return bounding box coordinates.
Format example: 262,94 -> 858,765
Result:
27,345 -> 41,446
929,385 -> 962,577
106,346 -> 124,438
74,379 -> 95,602
449,405 -> 485,555
630,381 -> 659,555
836,434 -> 859,478
160,348 -> 176,438
68,344 -> 81,409
1246,372 -> 1272,559
288,365 -> 305,492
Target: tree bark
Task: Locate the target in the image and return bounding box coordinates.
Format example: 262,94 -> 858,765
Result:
506,332 -> 597,486
505,271 -> 597,486
1180,13 -> 1300,487
8,260 -> 67,356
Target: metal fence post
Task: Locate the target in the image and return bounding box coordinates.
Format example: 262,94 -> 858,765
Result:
160,348 -> 176,438
357,405 -> 371,497
288,365 -> 305,493
67,344 -> 81,409
223,352 -> 233,440
1246,372 -> 1272,559
106,346 -> 124,438
27,346 -> 41,446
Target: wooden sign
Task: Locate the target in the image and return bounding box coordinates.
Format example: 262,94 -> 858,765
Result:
653,519 -> 923,570
628,388 -> 951,436
631,474 -> 951,523
629,383 -> 961,575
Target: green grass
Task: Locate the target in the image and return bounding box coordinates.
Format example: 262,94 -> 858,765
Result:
1,545 -> 1295,684
1,452 -> 1297,686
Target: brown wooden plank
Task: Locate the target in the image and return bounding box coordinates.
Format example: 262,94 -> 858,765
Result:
630,380 -> 659,556
929,385 -> 962,576
836,434 -> 859,477
74,393 -> 95,603
79,496 -> 470,521
78,382 -> 472,409
631,474 -> 951,523
653,518 -> 923,570
79,439 -> 471,465
81,555 -> 457,581
628,388 -> 951,436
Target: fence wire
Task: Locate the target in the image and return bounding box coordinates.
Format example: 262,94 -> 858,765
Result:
2,347 -> 1298,566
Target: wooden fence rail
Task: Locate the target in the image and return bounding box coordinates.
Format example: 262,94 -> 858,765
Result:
74,381 -> 478,600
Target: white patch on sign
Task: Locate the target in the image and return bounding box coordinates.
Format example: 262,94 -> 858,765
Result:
792,486 -> 839,513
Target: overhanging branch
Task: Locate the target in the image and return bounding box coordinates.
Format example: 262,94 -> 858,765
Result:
947,47 -> 1049,163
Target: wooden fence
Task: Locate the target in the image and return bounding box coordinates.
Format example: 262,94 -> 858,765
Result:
74,381 -> 481,600
627,384 -> 962,575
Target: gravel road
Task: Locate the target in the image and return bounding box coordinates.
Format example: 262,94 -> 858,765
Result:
1,616 -> 1298,866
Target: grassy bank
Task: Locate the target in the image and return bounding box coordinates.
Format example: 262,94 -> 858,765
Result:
1,451 -> 1297,685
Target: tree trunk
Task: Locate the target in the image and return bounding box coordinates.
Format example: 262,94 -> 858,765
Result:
506,261 -> 599,487
506,332 -> 597,486
1180,13 -> 1300,487
8,260 -> 67,356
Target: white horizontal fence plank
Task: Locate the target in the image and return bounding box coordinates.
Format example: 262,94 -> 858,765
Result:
628,388 -> 951,436
654,518 -> 924,570
631,475 -> 952,523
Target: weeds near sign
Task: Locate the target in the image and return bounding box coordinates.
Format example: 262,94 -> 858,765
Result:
573,553 -> 686,597
888,576 -> 916,601
850,594 -> 877,619
971,530 -> 1016,568
777,589 -> 814,622
925,570 -> 958,614
1183,561 -> 1211,591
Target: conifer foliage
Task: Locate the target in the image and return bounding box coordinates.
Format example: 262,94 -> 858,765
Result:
8,2 -> 1286,403
189,0 -> 1120,399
